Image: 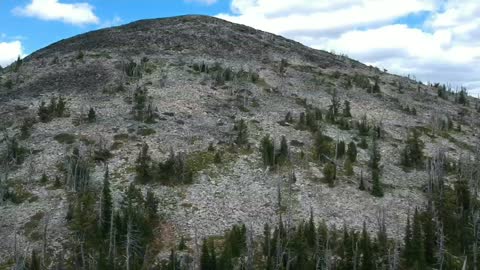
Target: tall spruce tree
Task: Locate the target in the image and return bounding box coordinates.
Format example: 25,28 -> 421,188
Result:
370,135 -> 384,197
101,165 -> 112,236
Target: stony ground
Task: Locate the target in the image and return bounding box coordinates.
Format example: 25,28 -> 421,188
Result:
0,15 -> 479,263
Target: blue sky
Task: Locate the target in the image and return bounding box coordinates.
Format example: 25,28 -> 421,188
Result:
1,0 -> 480,94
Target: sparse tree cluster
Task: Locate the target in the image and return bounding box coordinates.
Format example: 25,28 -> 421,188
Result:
135,143 -> 193,185
38,96 -> 68,123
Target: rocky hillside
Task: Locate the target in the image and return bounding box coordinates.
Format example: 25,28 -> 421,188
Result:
0,15 -> 479,268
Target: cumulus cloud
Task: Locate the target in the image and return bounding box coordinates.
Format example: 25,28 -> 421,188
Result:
0,41 -> 24,67
13,0 -> 99,25
217,0 -> 480,93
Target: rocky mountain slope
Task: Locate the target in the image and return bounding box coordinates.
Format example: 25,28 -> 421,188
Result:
0,15 -> 479,267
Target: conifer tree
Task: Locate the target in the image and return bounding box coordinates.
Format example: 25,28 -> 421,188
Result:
359,171 -> 365,190
347,141 -> 357,162
360,222 -> 373,270
343,100 -> 352,117
336,141 -> 345,159
260,135 -> 275,167
235,119 -> 248,146
324,162 -> 336,187
370,135 -> 383,197
38,101 -> 51,123
403,213 -> 413,266
411,209 -> 426,268
88,107 -> 96,122
135,143 -> 152,183
276,136 -> 289,165
56,96 -> 67,117
101,165 -> 112,236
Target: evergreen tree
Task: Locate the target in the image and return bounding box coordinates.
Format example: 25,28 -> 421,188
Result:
56,96 -> 67,117
370,135 -> 383,197
314,131 -> 333,162
40,173 -> 48,183
403,213 -> 413,266
401,129 -> 425,169
276,136 -> 289,165
101,166 -> 112,236
323,162 -> 336,187
372,78 -> 381,93
145,189 -> 159,224
458,87 -> 468,105
359,171 -> 365,190
411,209 -> 426,268
38,101 -> 51,123
234,119 -> 248,146
344,158 -> 354,176
88,107 -> 96,122
360,222 -> 373,270
29,249 -> 41,270
347,141 -> 357,162
336,141 -> 345,159
260,135 -> 275,167
343,100 -> 352,117
358,115 -> 370,136
135,143 -> 152,183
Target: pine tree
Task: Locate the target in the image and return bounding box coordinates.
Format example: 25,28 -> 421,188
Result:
314,131 -> 333,162
276,136 -> 289,165
337,141 -> 345,159
30,249 -> 41,270
343,100 -> 352,117
40,173 -> 48,184
372,78 -> 381,93
360,222 -> 373,270
235,119 -> 248,146
101,166 -> 112,236
306,209 -> 316,248
359,171 -> 365,190
411,209 -> 426,268
344,158 -> 354,176
370,135 -> 383,197
88,107 -> 96,122
260,135 -> 275,167
135,143 -> 152,183
145,189 -> 158,224
403,213 -> 413,266
347,141 -> 357,162
56,96 -> 67,117
401,129 -> 424,168
38,101 -> 51,123
324,162 -> 336,187
263,223 -> 271,256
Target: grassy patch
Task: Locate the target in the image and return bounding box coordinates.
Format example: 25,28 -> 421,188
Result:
23,211 -> 44,241
114,133 -> 130,141
137,127 -> 156,136
187,151 -> 216,173
54,133 -> 77,144
4,182 -> 36,204
255,77 -> 271,89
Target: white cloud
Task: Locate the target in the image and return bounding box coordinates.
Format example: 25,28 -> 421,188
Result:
185,0 -> 218,5
13,0 -> 99,25
0,41 -> 24,67
100,16 -> 123,29
217,0 -> 480,94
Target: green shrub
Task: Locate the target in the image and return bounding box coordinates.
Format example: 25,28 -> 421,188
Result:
54,133 -> 77,144
323,163 -> 336,187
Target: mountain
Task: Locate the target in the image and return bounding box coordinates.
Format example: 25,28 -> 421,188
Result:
0,15 -> 478,268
